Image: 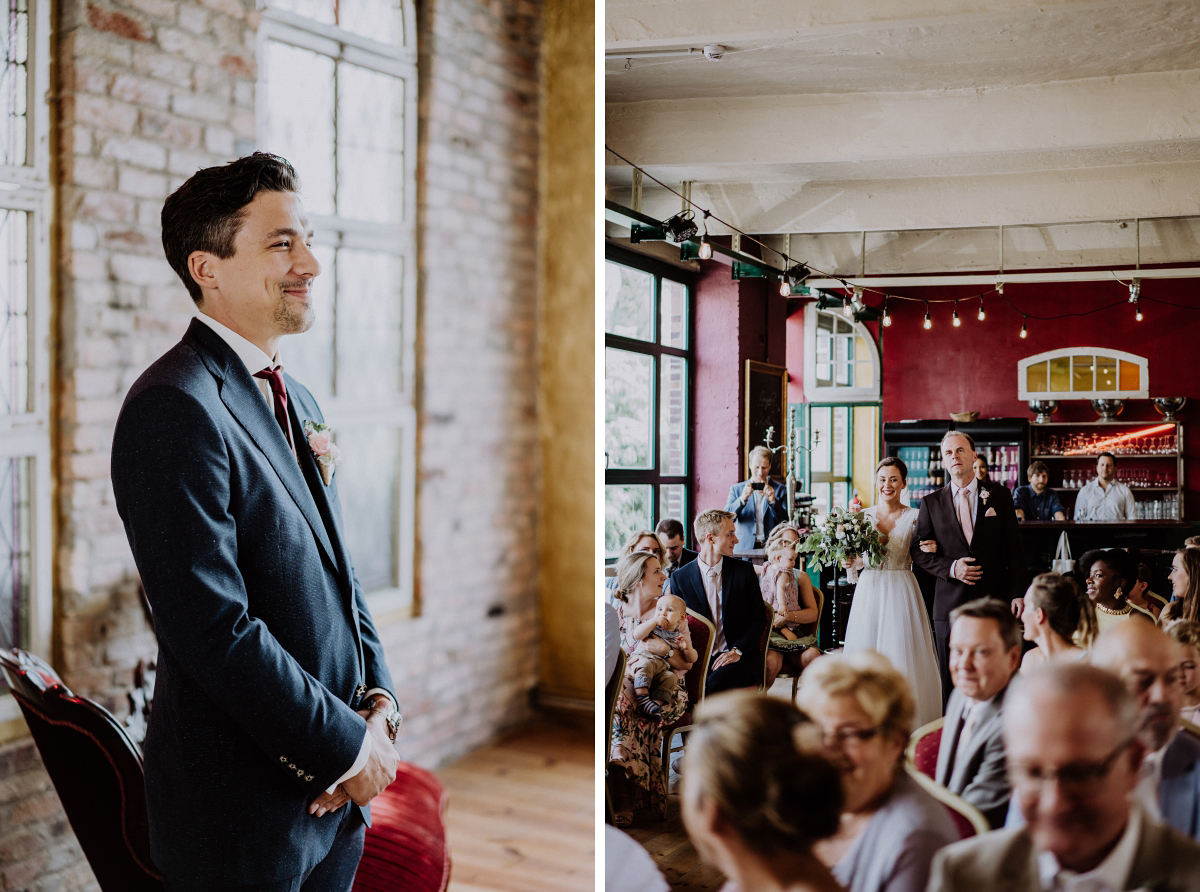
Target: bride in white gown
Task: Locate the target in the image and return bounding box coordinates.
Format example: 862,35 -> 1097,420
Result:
843,458 -> 943,727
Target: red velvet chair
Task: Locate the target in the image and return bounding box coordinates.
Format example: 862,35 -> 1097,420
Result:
906,717 -> 944,780
352,762 -> 452,892
904,767 -> 988,840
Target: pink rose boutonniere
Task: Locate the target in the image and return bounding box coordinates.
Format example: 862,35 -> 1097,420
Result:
303,420 -> 341,485
979,488 -> 990,503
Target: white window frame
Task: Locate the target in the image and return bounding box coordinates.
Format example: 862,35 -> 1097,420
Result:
802,303 -> 881,402
0,0 -> 53,729
256,2 -> 418,619
1017,347 -> 1149,400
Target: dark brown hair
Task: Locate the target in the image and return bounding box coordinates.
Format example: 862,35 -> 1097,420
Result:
949,597 -> 1022,652
874,456 -> 908,482
1027,573 -> 1091,643
161,152 -> 301,305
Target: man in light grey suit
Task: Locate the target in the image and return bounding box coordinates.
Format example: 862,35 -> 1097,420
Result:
928,663 -> 1200,892
935,598 -> 1020,829
1092,619 -> 1200,841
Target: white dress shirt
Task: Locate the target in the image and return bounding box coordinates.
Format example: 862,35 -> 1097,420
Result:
1132,744 -> 1166,821
195,312 -> 391,792
1036,806 -> 1141,892
1074,478 -> 1135,521
697,555 -> 726,651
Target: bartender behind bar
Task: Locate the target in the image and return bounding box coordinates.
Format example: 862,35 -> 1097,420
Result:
1073,452 -> 1136,521
1014,461 -> 1067,521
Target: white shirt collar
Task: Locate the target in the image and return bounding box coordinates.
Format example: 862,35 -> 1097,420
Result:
954,477 -> 979,497
697,555 -> 724,575
195,313 -> 278,376
1036,806 -> 1141,892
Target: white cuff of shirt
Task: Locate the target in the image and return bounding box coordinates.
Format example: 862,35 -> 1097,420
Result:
325,688 -> 397,794
950,559 -> 960,579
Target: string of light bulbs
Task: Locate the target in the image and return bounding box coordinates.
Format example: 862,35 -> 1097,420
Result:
605,146 -> 1197,335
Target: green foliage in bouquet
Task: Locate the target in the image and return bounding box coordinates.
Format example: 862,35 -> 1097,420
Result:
797,508 -> 887,572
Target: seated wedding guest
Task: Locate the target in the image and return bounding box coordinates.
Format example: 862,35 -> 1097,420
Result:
936,598 -> 1020,828
1091,619 -> 1200,840
1012,461 -> 1066,522
681,692 -> 844,892
726,445 -> 788,552
1126,557 -> 1167,619
1073,452 -> 1135,521
673,509 -> 768,694
605,825 -> 669,892
1161,547 -> 1200,625
608,551 -> 691,825
972,456 -> 989,483
760,538 -> 820,689
928,663 -> 1200,892
1018,573 -> 1091,671
1167,622 -> 1200,726
656,517 -> 697,578
604,598 -> 621,682
1078,548 -> 1155,637
796,651 -> 958,892
605,529 -> 667,600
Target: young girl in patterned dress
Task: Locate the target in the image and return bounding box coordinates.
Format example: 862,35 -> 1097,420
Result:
760,539 -> 820,689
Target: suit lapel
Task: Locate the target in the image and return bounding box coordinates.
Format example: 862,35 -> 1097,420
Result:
974,481 -> 990,529
186,322 -> 339,573
936,691 -> 965,783
287,394 -> 352,588
951,694 -> 1003,790
1160,734 -> 1200,837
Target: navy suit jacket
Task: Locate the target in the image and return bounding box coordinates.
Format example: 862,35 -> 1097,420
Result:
1162,728 -> 1200,840
111,320 -> 395,886
726,478 -> 789,550
671,555 -> 766,666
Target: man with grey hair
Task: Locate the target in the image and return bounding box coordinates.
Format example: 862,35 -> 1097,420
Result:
725,445 -> 788,552
911,430 -> 1025,700
929,663 -> 1200,891
1091,619 -> 1200,841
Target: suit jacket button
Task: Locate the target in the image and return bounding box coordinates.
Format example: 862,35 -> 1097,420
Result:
305,775 -> 313,782
280,756 -> 287,762
289,763 -> 296,769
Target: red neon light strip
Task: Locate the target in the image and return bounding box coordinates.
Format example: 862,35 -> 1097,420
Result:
1062,422 -> 1175,455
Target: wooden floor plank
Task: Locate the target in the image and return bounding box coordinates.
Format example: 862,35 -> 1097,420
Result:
437,715 -> 594,892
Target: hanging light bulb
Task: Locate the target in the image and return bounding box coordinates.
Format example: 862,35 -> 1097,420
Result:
780,277 -> 791,296
1135,301 -> 1144,322
952,300 -> 961,327
923,302 -> 932,330
977,296 -> 986,321
697,210 -> 713,259
882,298 -> 892,327
1020,315 -> 1028,338
780,263 -> 810,297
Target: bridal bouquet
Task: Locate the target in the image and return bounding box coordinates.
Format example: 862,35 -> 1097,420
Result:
797,507 -> 887,572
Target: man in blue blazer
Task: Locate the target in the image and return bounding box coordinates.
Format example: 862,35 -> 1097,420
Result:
111,154 -> 400,891
725,445 -> 789,552
670,509 -> 767,692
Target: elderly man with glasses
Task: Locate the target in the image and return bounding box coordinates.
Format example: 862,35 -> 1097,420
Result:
929,663 -> 1200,891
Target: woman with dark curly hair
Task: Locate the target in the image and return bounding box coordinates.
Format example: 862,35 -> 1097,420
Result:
1077,548 -> 1154,643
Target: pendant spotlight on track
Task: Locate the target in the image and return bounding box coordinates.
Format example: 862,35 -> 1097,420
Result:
661,210 -> 698,244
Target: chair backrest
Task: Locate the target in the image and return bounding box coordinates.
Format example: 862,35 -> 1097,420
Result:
605,648 -> 627,760
906,717 -> 944,780
759,599 -> 774,691
682,609 -> 715,712
904,766 -> 989,840
0,649 -> 164,892
791,577 -> 823,642
1180,718 -> 1200,739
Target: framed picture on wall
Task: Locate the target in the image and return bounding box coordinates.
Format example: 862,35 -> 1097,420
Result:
744,360 -> 788,477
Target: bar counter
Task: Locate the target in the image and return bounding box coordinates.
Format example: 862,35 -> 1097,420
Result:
1019,519 -> 1196,569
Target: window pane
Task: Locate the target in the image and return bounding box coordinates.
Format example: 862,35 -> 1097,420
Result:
1049,356 -> 1071,392
812,482 -> 831,519
605,262 -> 653,341
833,481 -> 850,512
0,208 -> 29,415
854,360 -> 872,389
659,485 -> 686,537
339,0 -> 404,44
337,64 -> 405,224
334,425 -> 398,592
811,407 -> 831,473
1072,355 -> 1093,392
0,0 -> 28,167
263,42 -> 335,216
283,243 -> 336,402
605,485 -> 652,558
605,348 -> 653,469
1095,356 -> 1117,392
660,280 -> 687,348
659,356 -> 687,476
266,0 -> 334,25
0,456 -> 31,653
832,407 -> 849,477
336,248 -> 402,398
1119,361 -> 1140,391
1027,361 -> 1048,393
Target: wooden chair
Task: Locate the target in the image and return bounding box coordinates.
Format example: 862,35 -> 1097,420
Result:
659,609 -> 716,819
0,648 -> 164,892
904,766 -> 989,839
758,599 -> 775,692
774,586 -> 824,703
604,648 -> 627,825
906,716 -> 945,780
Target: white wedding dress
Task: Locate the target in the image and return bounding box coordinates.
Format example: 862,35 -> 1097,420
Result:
843,506 -> 943,727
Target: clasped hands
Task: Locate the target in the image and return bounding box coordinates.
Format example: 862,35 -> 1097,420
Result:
308,697 -> 400,817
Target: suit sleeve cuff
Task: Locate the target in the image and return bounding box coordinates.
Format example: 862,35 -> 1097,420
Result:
327,727 -> 372,794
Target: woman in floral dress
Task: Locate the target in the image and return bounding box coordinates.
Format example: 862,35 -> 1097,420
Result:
609,551 -> 692,824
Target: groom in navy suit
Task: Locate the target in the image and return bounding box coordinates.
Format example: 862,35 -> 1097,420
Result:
111,154 -> 400,891
911,431 -> 1025,701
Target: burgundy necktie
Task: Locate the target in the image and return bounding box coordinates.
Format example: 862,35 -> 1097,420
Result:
253,366 -> 293,451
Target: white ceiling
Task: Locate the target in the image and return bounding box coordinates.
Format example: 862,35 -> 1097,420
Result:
605,0 -> 1200,238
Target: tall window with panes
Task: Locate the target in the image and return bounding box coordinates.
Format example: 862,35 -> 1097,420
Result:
0,0 -> 52,705
258,0 -> 417,612
604,254 -> 693,557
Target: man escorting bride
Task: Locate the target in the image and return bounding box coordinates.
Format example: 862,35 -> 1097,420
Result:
843,458 -> 944,726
